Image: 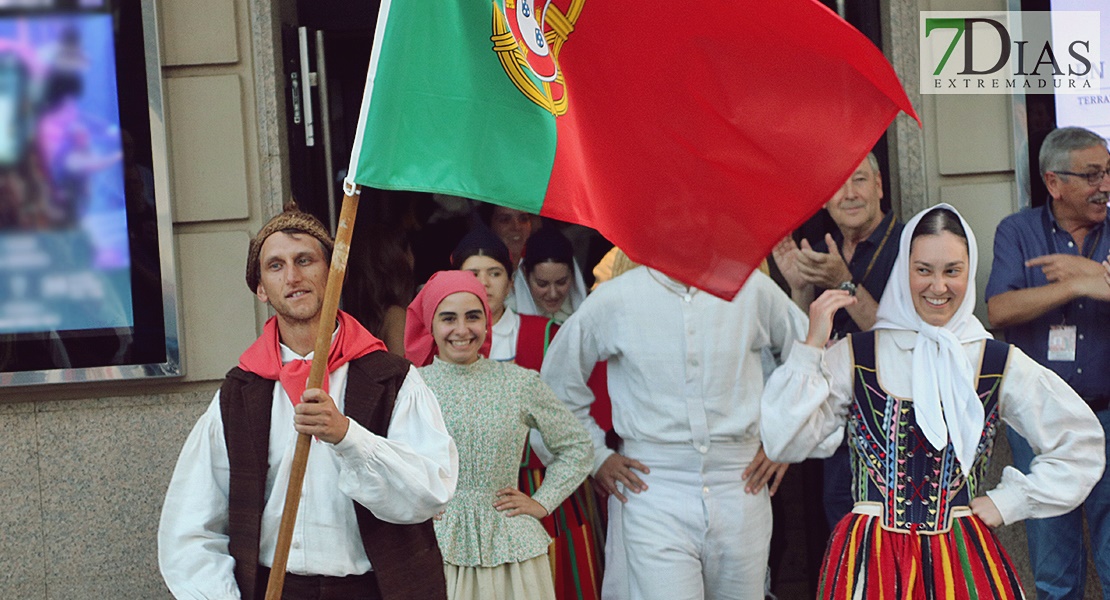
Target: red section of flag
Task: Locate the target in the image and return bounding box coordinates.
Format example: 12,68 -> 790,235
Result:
541,0 -> 918,298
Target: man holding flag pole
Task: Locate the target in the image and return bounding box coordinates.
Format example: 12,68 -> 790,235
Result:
158,206 -> 457,600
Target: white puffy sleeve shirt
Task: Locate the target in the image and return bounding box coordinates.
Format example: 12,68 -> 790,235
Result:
158,355 -> 458,600
541,268 -> 808,473
760,330 -> 1105,526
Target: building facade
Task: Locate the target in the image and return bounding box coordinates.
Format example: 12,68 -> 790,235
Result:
0,0 -> 1095,596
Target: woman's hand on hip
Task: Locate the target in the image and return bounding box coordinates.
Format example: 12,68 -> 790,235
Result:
970,495 -> 1003,528
494,488 -> 548,519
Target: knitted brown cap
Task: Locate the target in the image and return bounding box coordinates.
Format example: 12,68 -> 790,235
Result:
245,201 -> 333,292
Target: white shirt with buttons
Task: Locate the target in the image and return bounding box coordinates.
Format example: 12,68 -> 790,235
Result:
541,267 -> 808,473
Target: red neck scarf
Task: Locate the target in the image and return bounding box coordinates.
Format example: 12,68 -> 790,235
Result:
238,310 -> 386,405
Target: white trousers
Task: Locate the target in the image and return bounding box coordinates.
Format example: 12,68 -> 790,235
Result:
609,440 -> 772,600
601,496 -> 629,600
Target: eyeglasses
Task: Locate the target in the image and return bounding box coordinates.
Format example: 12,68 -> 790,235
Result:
1053,169 -> 1110,186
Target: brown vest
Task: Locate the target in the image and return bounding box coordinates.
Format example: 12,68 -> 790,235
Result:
218,350 -> 447,600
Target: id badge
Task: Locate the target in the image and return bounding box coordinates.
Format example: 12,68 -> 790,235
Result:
1048,325 -> 1077,362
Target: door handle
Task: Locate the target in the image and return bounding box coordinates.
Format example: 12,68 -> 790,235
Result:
298,26 -> 315,147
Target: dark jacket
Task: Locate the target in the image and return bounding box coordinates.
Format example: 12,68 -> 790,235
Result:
218,350 -> 447,600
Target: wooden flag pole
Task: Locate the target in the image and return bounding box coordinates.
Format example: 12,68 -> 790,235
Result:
265,188 -> 360,600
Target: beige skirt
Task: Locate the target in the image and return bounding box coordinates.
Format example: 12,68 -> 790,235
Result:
444,555 -> 556,600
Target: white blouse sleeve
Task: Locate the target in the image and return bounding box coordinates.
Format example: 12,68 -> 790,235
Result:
760,339 -> 853,463
157,393 -> 241,600
541,307 -> 614,474
330,365 -> 459,524
985,347 -> 1105,525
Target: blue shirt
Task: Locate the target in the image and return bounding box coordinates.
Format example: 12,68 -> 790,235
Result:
984,202 -> 1110,400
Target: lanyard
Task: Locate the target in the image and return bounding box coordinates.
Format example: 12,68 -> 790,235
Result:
855,214 -> 897,285
830,215 -> 895,338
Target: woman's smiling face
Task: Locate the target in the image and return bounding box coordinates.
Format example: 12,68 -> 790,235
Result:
527,261 -> 571,316
432,292 -> 487,364
908,231 -> 969,327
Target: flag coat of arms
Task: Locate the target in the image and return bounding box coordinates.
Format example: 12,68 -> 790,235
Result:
346,0 -> 918,298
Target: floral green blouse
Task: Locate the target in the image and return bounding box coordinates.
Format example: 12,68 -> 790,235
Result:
420,357 -> 592,567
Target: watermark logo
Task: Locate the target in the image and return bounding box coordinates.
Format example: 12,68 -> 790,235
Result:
921,11 -> 1101,94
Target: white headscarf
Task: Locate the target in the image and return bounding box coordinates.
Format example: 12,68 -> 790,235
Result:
873,203 -> 991,479
512,259 -> 588,322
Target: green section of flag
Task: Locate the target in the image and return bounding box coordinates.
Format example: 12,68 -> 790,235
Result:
352,0 -> 556,213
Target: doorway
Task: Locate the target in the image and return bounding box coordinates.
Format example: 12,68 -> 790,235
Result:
279,0 -> 382,233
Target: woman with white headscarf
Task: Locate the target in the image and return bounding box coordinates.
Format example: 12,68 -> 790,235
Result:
761,204 -> 1104,598
512,226 -> 588,322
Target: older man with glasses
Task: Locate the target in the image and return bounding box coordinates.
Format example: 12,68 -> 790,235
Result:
986,126 -> 1110,600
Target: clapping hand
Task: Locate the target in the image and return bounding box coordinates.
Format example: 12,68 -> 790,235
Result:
1027,253 -> 1104,282
1027,254 -> 1110,300
772,236 -> 806,292
795,234 -> 853,289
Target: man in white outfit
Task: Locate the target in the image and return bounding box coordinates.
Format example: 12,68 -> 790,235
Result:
541,266 -> 807,600
158,207 -> 458,600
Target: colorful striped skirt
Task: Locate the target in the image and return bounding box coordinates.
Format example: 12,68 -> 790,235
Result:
520,451 -> 605,600
819,510 -> 1025,600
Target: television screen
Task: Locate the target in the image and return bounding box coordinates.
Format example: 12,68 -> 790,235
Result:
0,9 -> 133,333
0,0 -> 179,386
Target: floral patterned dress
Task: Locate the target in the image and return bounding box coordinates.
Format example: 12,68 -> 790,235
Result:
420,357 -> 592,600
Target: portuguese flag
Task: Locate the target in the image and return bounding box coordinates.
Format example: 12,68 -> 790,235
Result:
345,0 -> 918,298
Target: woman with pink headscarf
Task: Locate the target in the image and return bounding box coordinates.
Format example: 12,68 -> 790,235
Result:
406,271 -> 592,600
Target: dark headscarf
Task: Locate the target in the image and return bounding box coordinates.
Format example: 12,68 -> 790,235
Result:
521,226 -> 574,274
450,226 -> 514,276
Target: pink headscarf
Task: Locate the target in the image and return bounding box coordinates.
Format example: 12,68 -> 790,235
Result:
404,270 -> 492,367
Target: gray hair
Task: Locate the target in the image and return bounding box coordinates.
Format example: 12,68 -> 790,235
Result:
864,152 -> 880,175
1039,126 -> 1107,181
